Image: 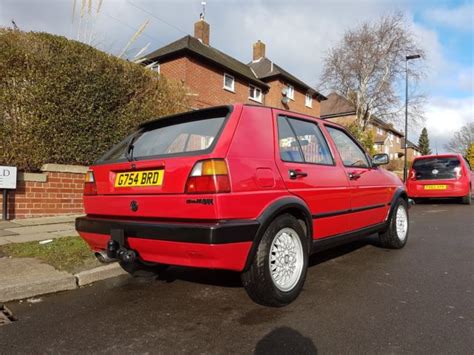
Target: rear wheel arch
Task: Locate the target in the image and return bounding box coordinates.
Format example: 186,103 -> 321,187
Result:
243,197 -> 313,271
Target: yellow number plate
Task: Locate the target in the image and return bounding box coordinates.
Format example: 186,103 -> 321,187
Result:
115,170 -> 164,188
424,185 -> 447,190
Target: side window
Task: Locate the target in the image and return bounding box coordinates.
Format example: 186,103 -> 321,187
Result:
326,126 -> 369,168
277,116 -> 334,165
287,118 -> 333,165
278,117 -> 304,163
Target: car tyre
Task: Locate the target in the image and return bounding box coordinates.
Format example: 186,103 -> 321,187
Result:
461,187 -> 472,205
241,214 -> 308,307
379,198 -> 409,249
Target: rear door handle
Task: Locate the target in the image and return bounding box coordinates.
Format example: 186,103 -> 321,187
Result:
348,172 -> 361,180
289,170 -> 308,179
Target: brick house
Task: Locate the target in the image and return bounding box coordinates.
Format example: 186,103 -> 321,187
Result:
141,18 -> 325,115
401,138 -> 423,161
320,92 -> 406,161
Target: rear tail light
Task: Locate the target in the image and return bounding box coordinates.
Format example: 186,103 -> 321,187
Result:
454,166 -> 462,179
409,170 -> 416,181
84,170 -> 97,196
185,159 -> 230,194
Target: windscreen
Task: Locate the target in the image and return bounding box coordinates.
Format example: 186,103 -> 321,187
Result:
412,157 -> 461,180
97,109 -> 228,163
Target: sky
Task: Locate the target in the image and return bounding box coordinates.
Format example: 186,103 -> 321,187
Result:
1,0 -> 473,152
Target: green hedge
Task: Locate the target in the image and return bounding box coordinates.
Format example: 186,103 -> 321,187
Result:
0,29 -> 189,171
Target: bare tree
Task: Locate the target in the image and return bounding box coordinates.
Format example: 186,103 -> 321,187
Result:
320,13 -> 426,130
445,122 -> 474,155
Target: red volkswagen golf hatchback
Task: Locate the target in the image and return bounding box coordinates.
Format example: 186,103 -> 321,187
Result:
406,154 -> 473,204
76,104 -> 410,306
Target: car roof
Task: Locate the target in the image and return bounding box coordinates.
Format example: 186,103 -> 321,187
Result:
242,103 -> 345,129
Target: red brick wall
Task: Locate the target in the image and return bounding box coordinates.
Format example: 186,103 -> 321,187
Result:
0,171 -> 85,219
161,56 -> 264,109
264,79 -> 321,117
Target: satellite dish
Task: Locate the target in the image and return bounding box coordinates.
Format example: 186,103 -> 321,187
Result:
281,96 -> 290,105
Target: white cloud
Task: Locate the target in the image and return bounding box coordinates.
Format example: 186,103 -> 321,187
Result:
422,96 -> 474,153
424,3 -> 474,32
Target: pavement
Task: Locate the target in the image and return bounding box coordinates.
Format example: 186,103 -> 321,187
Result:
1,201 -> 473,353
0,215 -> 127,302
0,214 -> 80,245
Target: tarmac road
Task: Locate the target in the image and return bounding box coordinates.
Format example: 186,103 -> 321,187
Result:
2,201 -> 473,354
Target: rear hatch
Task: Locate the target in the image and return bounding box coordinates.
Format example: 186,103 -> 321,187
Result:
85,106 -> 235,219
411,156 -> 462,191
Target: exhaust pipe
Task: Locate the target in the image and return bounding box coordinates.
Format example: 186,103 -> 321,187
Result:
95,250 -> 115,263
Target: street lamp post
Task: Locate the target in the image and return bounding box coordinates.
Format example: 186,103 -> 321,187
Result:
403,54 -> 421,182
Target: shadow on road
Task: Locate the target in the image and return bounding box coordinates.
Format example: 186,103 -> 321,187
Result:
254,327 -> 318,354
139,236 -> 380,289
412,197 -> 466,205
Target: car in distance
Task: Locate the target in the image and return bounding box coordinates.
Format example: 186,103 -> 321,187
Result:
76,104 -> 410,307
406,154 -> 473,204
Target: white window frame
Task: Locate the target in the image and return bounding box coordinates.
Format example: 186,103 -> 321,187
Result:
396,136 -> 400,144
248,85 -> 262,103
286,84 -> 294,100
223,73 -> 235,92
146,61 -> 160,73
305,93 -> 312,108
376,127 -> 383,135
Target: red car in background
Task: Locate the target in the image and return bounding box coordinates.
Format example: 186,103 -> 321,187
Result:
76,104 -> 410,306
406,154 -> 473,204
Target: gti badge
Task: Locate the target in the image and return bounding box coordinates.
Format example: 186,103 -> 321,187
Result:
130,200 -> 138,212
432,169 -> 439,175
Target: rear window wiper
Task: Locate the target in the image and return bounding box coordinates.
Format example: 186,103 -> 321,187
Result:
125,134 -> 139,162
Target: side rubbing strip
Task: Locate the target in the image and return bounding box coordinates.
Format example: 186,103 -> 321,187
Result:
312,203 -> 387,219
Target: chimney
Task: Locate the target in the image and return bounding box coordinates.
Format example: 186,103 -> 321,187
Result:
253,40 -> 266,61
194,19 -> 210,45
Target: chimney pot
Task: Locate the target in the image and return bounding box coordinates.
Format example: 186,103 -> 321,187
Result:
194,19 -> 210,45
253,40 -> 266,61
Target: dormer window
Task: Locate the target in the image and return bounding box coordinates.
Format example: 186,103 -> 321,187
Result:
305,93 -> 312,108
223,73 -> 235,92
249,85 -> 262,103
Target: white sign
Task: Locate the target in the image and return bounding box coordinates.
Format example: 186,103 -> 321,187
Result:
0,166 -> 17,189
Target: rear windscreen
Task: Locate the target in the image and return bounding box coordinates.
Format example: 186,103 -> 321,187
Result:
412,157 -> 461,180
97,109 -> 228,163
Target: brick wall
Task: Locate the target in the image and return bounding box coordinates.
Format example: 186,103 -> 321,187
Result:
161,56 -> 264,109
0,165 -> 86,220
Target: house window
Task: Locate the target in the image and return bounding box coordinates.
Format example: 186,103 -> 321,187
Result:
147,62 -> 160,73
249,85 -> 262,102
376,127 -> 384,135
223,73 -> 235,92
286,84 -> 294,100
396,137 -> 400,144
305,93 -> 312,108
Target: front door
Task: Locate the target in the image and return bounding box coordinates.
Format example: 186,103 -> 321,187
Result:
325,125 -> 390,231
274,113 -> 352,238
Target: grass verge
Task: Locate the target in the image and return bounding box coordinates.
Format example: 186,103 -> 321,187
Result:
0,237 -> 102,273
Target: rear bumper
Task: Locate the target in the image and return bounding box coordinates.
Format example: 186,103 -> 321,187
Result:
75,216 -> 259,271
406,181 -> 469,198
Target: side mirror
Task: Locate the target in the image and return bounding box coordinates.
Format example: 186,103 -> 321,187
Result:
372,153 -> 389,166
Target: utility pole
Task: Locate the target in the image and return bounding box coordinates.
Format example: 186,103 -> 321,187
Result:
404,54 -> 421,182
